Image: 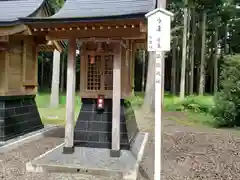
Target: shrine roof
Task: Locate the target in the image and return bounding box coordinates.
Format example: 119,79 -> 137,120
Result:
20,0 -> 156,24
0,0 -> 47,26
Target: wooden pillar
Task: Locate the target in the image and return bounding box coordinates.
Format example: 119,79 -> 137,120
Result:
50,49 -> 61,108
63,39 -> 76,154
111,43 -> 121,157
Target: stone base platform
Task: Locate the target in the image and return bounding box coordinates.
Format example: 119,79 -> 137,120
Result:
0,125 -> 60,153
26,132 -> 148,180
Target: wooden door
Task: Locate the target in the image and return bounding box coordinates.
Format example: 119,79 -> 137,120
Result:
86,53 -> 113,94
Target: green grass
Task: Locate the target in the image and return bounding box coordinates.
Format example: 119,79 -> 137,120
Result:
36,91 -> 216,127
36,92 -> 81,125
126,92 -> 216,127
128,92 -> 214,112
164,94 -> 214,113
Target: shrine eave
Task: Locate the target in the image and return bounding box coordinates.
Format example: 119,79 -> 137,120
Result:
19,13 -> 147,25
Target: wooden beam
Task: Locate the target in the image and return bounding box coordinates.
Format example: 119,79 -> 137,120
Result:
63,38 -> 76,154
53,40 -> 63,52
0,36 -> 9,43
26,19 -> 144,29
39,28 -> 145,40
77,37 -> 122,43
0,24 -> 26,36
111,43 -> 121,157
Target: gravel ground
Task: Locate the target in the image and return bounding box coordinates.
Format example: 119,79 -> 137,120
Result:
2,111 -> 240,180
137,111 -> 240,180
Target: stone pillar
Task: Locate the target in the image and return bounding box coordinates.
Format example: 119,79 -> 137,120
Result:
63,39 -> 76,154
111,43 -> 121,157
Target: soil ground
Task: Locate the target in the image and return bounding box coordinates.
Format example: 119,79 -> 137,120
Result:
1,111 -> 240,180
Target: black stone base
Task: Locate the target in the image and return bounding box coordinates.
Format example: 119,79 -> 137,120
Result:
0,95 -> 44,141
62,146 -> 75,154
110,150 -> 121,157
74,98 -> 130,150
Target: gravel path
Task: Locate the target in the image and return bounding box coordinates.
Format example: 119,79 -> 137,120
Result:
2,111 -> 240,180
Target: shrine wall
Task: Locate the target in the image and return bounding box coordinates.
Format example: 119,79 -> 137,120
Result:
0,51 -> 5,95
7,39 -> 23,95
0,36 -> 38,96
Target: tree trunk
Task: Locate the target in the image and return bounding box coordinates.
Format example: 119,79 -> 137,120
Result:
144,52 -> 155,112
50,49 -> 61,108
176,40 -> 181,93
186,8 -> 191,95
213,18 -> 219,94
171,38 -> 177,95
180,0 -> 188,99
189,7 -> 196,94
224,23 -> 228,54
199,11 -> 207,95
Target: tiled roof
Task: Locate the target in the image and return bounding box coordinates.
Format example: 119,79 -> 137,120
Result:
0,0 -> 45,25
51,0 -> 156,19
20,0 -> 156,23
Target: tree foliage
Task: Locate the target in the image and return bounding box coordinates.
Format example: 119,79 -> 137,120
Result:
48,0 -> 65,13
211,55 -> 240,127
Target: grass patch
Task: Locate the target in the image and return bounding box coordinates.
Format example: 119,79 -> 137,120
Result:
167,112 -> 216,127
127,92 -> 216,127
186,112 -> 216,127
39,106 -> 80,125
36,91 -> 216,127
164,95 -> 214,113
36,92 -> 81,108
36,92 -> 81,125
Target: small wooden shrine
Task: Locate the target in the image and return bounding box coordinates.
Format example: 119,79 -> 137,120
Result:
0,0 -> 63,142
20,0 -> 155,157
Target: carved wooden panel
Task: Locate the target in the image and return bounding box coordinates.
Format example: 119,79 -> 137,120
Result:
86,55 -> 101,91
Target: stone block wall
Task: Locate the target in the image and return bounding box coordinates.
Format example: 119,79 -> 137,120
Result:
0,95 -> 43,142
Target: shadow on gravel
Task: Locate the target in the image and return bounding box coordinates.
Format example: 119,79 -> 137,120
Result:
44,127 -> 65,138
139,166 -> 151,180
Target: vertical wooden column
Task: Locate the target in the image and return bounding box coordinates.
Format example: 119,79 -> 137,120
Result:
111,43 -> 121,157
50,49 -> 61,108
63,38 -> 76,154
4,51 -> 9,95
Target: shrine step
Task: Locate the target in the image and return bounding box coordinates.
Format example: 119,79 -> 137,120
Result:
74,98 -> 130,150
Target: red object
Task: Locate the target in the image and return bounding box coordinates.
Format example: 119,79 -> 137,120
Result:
97,95 -> 104,110
90,55 -> 95,64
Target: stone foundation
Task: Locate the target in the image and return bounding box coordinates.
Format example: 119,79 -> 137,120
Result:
74,98 -> 130,150
0,95 -> 43,142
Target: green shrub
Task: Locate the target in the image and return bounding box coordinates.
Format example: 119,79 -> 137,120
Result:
211,54 -> 240,127
125,94 -> 144,109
